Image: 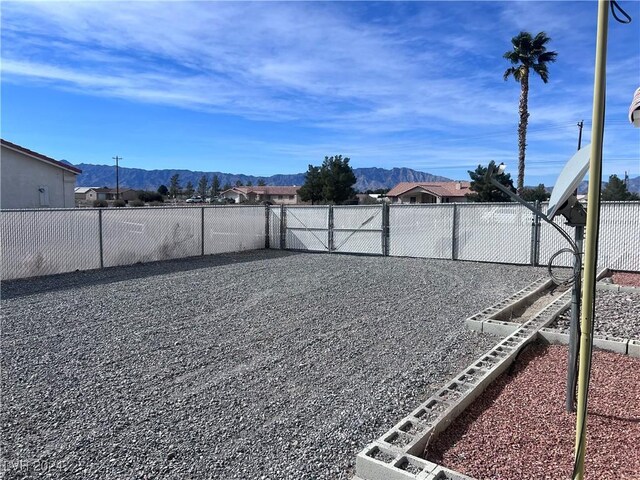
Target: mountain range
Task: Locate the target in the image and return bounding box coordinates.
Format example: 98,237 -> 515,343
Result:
73,163 -> 452,192
71,162 -> 639,193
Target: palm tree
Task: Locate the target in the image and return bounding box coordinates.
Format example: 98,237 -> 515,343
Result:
503,31 -> 557,194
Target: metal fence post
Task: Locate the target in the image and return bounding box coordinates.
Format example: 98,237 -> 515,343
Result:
264,205 -> 270,249
530,200 -> 541,266
280,205 -> 286,250
98,208 -> 104,268
201,206 -> 205,256
328,205 -> 334,253
451,204 -> 458,260
382,203 -> 390,256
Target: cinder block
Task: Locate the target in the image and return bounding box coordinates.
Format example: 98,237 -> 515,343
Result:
538,328 -> 570,345
356,444 -> 403,480
356,443 -> 440,480
593,335 -> 628,354
465,317 -> 484,332
430,466 -> 476,479
596,283 -> 620,292
482,319 -> 520,336
619,285 -> 640,293
628,339 -> 640,358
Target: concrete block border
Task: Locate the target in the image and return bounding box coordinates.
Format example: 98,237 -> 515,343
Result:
464,276 -> 552,333
539,328 -> 631,355
596,282 -> 640,294
354,281 -> 573,480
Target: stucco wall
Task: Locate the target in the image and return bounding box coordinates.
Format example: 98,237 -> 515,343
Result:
1,146 -> 78,209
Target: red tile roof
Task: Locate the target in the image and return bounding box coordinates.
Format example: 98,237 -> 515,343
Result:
1,139 -> 82,174
387,181 -> 471,198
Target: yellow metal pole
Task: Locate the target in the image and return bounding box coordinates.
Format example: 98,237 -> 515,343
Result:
573,1 -> 609,478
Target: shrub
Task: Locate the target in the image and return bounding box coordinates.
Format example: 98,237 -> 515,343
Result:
113,199 -> 126,208
130,199 -> 145,207
149,201 -> 164,207
93,199 -> 108,208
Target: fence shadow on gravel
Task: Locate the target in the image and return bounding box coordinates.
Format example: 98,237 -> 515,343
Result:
0,250 -> 299,300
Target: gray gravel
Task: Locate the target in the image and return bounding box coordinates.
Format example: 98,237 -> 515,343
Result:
551,289 -> 640,339
1,250 -> 544,479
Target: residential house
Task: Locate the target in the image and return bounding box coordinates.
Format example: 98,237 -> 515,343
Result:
386,182 -> 471,204
75,187 -> 138,204
1,139 -> 81,209
220,186 -> 302,204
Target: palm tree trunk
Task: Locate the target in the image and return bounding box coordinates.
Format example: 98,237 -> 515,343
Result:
517,67 -> 530,195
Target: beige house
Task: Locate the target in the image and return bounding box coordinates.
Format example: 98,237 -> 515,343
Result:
220,186 -> 302,204
1,139 -> 81,209
386,181 -> 471,204
75,187 -> 137,204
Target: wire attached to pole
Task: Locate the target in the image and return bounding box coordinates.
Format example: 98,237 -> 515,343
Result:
610,0 -> 632,23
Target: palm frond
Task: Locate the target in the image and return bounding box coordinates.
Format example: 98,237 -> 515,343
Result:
532,63 -> 550,83
533,32 -> 551,48
537,51 -> 558,63
503,66 -> 523,82
503,50 -> 520,64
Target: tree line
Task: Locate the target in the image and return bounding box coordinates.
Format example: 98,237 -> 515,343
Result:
466,161 -> 638,202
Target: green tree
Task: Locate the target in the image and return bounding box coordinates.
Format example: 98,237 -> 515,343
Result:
504,31 -> 558,194
197,175 -> 208,198
138,190 -> 163,202
320,155 -> 357,204
299,165 -> 323,204
466,161 -> 516,202
235,180 -> 244,187
246,180 -> 253,187
169,174 -> 180,199
210,175 -> 221,197
521,184 -> 550,202
601,174 -> 640,201
184,181 -> 195,197
157,184 -> 169,196
257,179 -> 266,186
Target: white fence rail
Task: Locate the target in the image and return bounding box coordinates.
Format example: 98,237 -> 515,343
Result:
2,202 -> 639,280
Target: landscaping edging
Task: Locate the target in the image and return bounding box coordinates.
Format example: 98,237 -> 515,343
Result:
354,277 -> 572,480
353,269 -> 621,480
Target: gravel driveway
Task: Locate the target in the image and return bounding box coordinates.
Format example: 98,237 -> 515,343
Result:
1,250 -> 543,479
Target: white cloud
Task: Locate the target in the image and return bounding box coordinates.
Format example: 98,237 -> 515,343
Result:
1,1 -> 637,182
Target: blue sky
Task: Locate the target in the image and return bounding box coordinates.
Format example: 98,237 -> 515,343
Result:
2,1 -> 639,185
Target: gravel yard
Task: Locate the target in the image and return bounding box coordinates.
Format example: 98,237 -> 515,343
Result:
550,289 -> 640,339
427,344 -> 640,479
1,250 -> 543,479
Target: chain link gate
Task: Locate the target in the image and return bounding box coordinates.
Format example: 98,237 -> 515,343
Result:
281,206 -> 330,252
332,205 -> 384,255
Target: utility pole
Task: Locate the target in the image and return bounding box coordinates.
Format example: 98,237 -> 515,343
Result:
577,120 -> 584,150
573,121 -> 584,198
113,156 -> 122,200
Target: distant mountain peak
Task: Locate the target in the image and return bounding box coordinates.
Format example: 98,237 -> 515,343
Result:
74,163 -> 452,192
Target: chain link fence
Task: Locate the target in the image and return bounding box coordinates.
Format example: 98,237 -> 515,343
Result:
455,203 -> 534,265
204,206 -> 265,255
594,202 -> 640,271
102,207 -> 201,268
1,209 -> 101,279
389,204 -> 454,259
2,201 -> 639,280
1,206 -> 268,280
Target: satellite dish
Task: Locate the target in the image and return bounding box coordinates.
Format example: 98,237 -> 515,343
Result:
547,144 -> 590,219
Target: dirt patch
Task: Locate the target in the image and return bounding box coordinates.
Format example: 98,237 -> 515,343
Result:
426,344 -> 640,479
